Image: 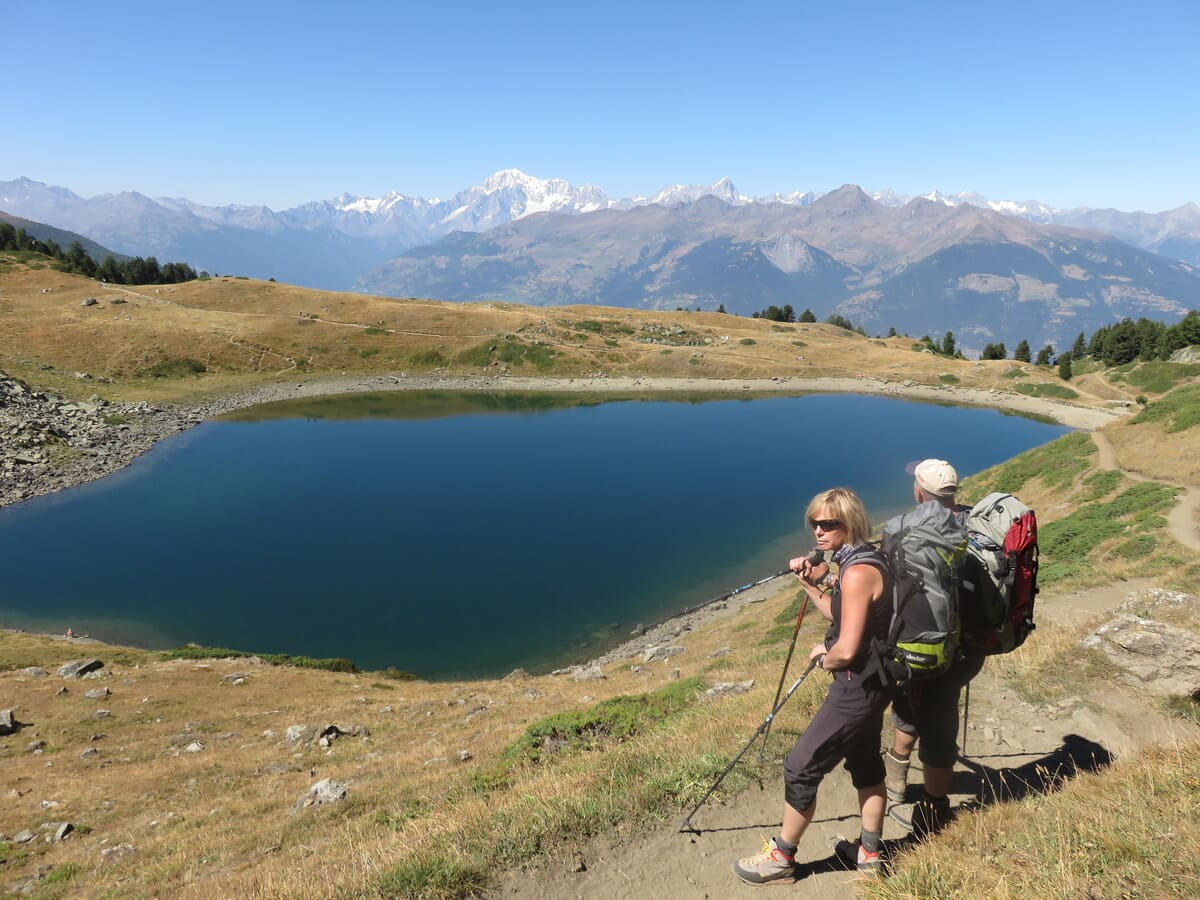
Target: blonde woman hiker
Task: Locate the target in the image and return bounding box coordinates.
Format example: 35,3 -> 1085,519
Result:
732,487 -> 896,884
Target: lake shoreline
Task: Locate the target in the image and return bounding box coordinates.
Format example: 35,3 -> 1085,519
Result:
1,371 -> 1125,512
0,370 -> 1126,676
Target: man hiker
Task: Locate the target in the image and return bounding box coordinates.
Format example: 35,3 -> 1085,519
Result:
883,458 -> 984,838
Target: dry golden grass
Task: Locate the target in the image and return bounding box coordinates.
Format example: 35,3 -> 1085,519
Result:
863,738 -> 1200,898
0,580 -> 831,898
0,259 -> 1120,408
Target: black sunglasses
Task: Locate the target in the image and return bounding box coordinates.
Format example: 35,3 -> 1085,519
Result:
810,519 -> 844,531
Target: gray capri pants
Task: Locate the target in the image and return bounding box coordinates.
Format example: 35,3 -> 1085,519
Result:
783,670 -> 892,812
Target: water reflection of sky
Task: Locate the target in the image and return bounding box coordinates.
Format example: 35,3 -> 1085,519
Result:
0,392 -> 1068,678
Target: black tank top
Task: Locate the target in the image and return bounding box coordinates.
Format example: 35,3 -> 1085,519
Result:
826,544 -> 891,673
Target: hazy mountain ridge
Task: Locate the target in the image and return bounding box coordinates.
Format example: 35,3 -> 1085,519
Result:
4,171 -> 1198,285
2,172 -> 1198,353
357,188 -> 1199,355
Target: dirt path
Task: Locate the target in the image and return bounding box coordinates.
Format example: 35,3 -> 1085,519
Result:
497,582 -> 1197,898
1092,431 -> 1200,551
497,435 -> 1200,897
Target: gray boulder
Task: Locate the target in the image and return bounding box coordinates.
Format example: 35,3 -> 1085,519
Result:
292,778 -> 348,813
572,665 -> 605,681
1082,614 -> 1200,696
58,659 -> 104,678
643,645 -> 686,663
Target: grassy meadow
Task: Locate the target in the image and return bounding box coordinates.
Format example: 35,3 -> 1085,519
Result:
1,254 -> 1199,896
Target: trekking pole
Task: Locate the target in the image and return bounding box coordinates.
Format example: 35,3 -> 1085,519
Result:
756,551 -> 824,762
962,680 -> 971,758
757,591 -> 810,764
679,657 -> 819,834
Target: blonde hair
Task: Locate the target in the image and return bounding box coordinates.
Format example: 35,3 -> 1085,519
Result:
805,487 -> 872,545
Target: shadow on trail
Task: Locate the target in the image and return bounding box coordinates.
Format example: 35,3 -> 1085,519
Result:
957,731 -> 1113,807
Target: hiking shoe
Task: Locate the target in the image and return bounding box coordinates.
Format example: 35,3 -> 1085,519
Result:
732,837 -> 796,885
889,795 -> 951,839
833,838 -> 884,875
883,749 -> 910,803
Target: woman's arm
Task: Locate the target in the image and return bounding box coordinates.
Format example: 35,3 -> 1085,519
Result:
813,564 -> 883,670
790,556 -> 834,621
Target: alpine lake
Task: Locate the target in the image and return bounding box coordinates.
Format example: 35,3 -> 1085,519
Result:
0,391 -> 1069,679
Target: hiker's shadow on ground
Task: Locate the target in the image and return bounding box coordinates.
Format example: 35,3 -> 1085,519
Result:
955,731 -> 1113,808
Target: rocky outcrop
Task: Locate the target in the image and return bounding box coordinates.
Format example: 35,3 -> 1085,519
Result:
1083,589 -> 1200,696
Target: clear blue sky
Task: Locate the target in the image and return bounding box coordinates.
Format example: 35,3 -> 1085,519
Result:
5,0 -> 1197,212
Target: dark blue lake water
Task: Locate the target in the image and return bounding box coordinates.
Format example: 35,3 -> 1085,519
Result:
0,392 -> 1068,678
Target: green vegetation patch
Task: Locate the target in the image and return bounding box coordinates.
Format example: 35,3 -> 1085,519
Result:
41,863 -> 81,886
136,356 -> 207,378
363,326 -> 387,335
158,645 -> 358,673
1130,385 -> 1200,433
1111,360 -> 1199,394
962,431 -> 1095,498
1163,695 -> 1200,725
456,336 -> 560,372
501,677 -> 707,766
739,338 -> 757,346
1002,367 -> 1029,379
1013,381 -> 1079,399
409,348 -> 447,367
1037,481 -> 1178,586
1080,469 -> 1126,501
378,853 -> 490,900
938,374 -> 960,384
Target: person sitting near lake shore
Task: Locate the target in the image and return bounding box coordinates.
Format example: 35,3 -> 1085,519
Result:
733,487 -> 895,884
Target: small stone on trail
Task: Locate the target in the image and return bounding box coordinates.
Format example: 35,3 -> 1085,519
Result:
704,680 -> 755,699
457,749 -> 473,762
85,687 -> 110,700
100,843 -> 136,864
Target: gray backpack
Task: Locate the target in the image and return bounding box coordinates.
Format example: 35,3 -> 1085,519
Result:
875,500 -> 969,682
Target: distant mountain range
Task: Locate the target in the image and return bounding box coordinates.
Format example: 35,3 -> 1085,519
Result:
2,171 -> 1198,354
